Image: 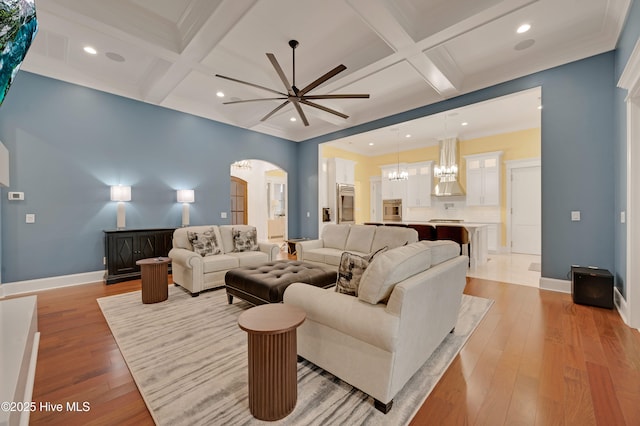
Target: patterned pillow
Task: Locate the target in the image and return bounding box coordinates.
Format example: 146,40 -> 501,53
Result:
187,228 -> 222,257
232,228 -> 259,252
335,246 -> 388,296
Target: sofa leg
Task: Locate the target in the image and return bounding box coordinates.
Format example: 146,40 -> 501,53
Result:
191,291 -> 199,297
227,294 -> 233,304
374,399 -> 393,414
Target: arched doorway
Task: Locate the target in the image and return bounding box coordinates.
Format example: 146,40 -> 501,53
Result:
230,159 -> 288,243
230,176 -> 248,225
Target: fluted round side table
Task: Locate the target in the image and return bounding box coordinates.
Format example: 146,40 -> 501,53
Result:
238,303 -> 306,421
136,257 -> 171,304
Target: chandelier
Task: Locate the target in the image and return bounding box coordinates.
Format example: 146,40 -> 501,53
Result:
231,160 -> 252,170
388,128 -> 408,181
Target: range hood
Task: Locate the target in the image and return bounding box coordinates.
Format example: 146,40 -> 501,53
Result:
432,138 -> 465,197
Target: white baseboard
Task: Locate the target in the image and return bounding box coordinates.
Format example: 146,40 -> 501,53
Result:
0,270 -> 104,298
540,277 -> 571,293
614,286 -> 630,326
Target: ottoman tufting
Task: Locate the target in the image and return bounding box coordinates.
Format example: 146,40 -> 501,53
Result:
225,260 -> 337,305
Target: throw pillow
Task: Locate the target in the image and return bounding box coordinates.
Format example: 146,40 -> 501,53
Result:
187,227 -> 222,257
335,246 -> 388,296
232,228 -> 259,252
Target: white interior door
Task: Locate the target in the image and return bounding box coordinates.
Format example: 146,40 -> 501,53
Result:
511,166 -> 541,254
370,178 -> 382,222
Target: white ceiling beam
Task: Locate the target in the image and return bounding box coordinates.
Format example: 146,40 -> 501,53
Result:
144,0 -> 258,104
345,0 -> 461,96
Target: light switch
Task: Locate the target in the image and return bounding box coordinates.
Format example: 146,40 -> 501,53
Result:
571,211 -> 581,221
26,213 -> 35,223
621,211 -> 626,224
220,212 -> 227,219
306,211 -> 310,217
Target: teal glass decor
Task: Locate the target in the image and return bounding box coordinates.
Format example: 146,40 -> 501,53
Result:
0,0 -> 38,106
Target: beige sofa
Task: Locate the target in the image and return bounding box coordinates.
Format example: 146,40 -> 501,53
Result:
295,224 -> 419,270
284,240 -> 467,413
169,225 -> 279,296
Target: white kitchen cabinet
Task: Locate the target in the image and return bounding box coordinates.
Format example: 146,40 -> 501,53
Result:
465,152 -> 502,206
406,161 -> 433,207
328,158 -> 355,185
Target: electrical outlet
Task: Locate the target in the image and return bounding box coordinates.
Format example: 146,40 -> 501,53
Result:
220,212 -> 227,219
103,257 -> 106,265
571,211 -> 581,221
25,213 -> 35,223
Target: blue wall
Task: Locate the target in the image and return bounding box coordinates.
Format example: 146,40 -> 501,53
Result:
299,52 -> 617,282
0,72 -> 299,283
613,0 -> 640,299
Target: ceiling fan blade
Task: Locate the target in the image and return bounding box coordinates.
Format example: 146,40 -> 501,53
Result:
291,99 -> 310,126
223,97 -> 287,105
215,74 -> 287,96
298,64 -> 347,96
303,94 -> 370,99
300,99 -> 349,119
260,100 -> 290,122
266,53 -> 295,96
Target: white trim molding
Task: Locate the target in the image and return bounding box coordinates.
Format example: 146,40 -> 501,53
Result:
0,271 -> 104,297
618,37 -> 640,329
540,277 -> 571,293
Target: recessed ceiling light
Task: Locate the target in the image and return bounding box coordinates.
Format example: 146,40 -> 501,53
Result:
405,134 -> 411,138
461,122 -> 468,126
369,142 -> 374,146
83,46 -> 97,55
538,105 -> 543,110
517,24 -> 531,34
290,117 -> 297,122
216,91 -> 224,98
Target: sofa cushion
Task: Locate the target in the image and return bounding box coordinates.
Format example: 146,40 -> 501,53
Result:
227,251 -> 269,267
232,227 -> 259,252
370,226 -> 418,253
219,225 -> 255,253
173,225 -> 222,251
321,224 -> 351,250
336,247 -> 388,296
187,227 -> 223,257
424,240 -> 460,265
202,254 -> 239,273
344,225 -> 376,253
358,241 -> 432,304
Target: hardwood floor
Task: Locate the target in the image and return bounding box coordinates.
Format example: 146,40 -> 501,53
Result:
12,262 -> 640,425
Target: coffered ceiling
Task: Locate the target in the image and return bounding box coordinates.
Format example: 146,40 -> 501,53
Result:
21,0 -> 630,142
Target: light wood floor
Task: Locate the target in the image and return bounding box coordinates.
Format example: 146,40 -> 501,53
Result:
15,258 -> 640,425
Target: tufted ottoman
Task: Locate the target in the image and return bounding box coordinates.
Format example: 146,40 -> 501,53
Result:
225,261 -> 337,305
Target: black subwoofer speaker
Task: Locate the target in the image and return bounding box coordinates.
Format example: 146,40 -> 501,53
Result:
571,266 -> 613,309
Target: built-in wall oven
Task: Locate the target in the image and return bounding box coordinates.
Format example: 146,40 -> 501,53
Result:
337,184 -> 355,224
383,199 -> 402,222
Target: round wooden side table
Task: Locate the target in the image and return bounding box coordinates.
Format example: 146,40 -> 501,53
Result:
238,304 -> 306,421
136,257 -> 171,304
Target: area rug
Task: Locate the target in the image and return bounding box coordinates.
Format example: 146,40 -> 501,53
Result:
98,286 -> 493,425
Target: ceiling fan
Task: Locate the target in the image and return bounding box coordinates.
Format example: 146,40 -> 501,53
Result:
215,40 -> 369,126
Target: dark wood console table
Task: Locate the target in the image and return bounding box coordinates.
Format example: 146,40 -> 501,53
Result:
104,228 -> 175,284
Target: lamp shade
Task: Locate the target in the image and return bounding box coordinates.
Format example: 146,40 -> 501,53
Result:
110,185 -> 131,202
177,189 -> 195,203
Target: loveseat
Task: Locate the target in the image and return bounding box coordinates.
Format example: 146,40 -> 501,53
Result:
169,225 -> 279,296
283,240 -> 467,413
295,224 -> 418,270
